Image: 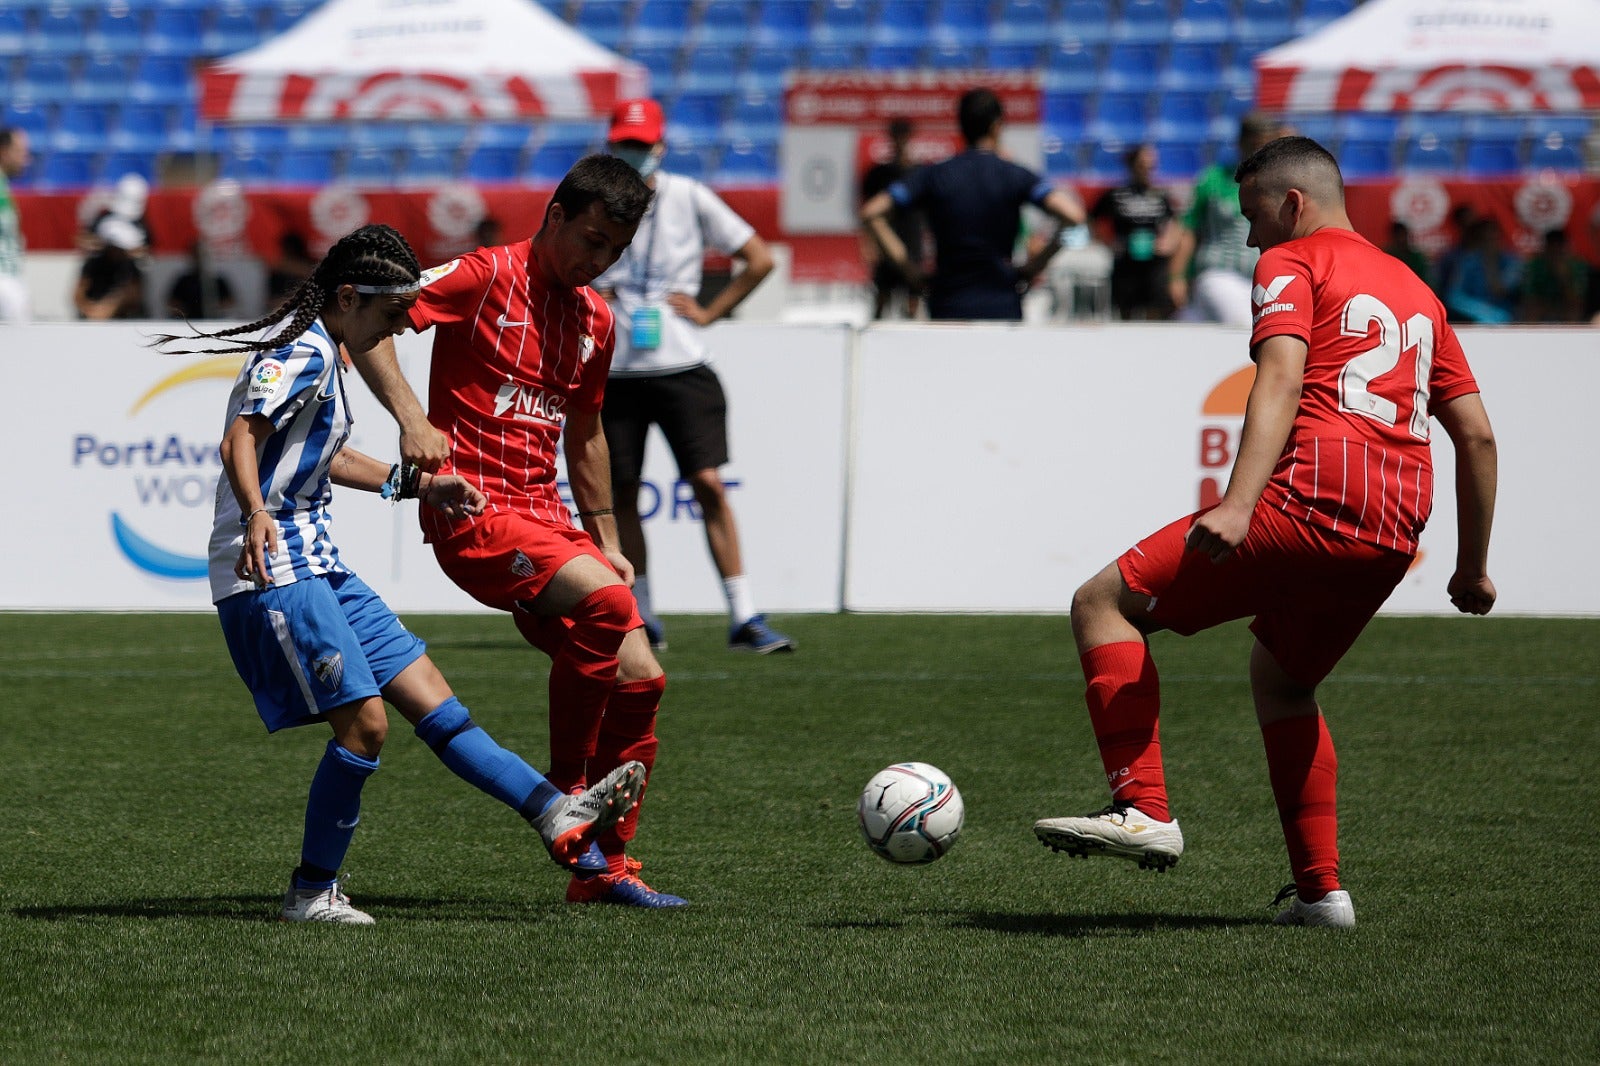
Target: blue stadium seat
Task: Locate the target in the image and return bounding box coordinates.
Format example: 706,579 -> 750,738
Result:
1161,42 -> 1222,90
2,102 -> 54,141
934,0 -> 991,46
525,141 -> 588,182
714,141 -> 777,184
928,42 -> 980,69
1400,135 -> 1456,174
1222,40 -> 1268,90
1044,40 -> 1101,92
873,0 -> 931,46
1336,113 -> 1403,144
1084,140 -> 1130,181
1407,112 -> 1470,143
866,44 -> 923,69
739,45 -> 798,92
1088,92 -> 1151,143
987,43 -> 1041,69
575,1 -> 629,50
0,11 -> 24,53
20,58 -> 75,101
1338,140 -> 1391,180
147,10 -> 204,56
268,1 -> 319,34
626,44 -> 680,89
1154,138 -> 1206,179
36,152 -> 97,190
286,123 -> 351,151
803,43 -> 861,70
754,0 -> 813,47
74,56 -> 134,103
51,104 -> 110,152
1042,136 -> 1078,178
475,123 -> 532,151
1462,114 -> 1525,145
221,150 -> 276,184
1058,0 -> 1113,44
668,91 -> 725,138
630,0 -> 694,47
726,92 -> 782,141
1042,90 -> 1090,140
681,44 -> 744,93
1103,43 -> 1163,90
1282,113 -> 1337,147
348,124 -> 411,152
1150,91 -> 1211,140
203,6 -> 263,55
275,149 -> 336,184
1235,0 -> 1294,47
87,6 -> 147,55
344,148 -> 398,184
992,0 -> 1052,46
226,124 -> 291,155
814,0 -> 873,46
1114,0 -> 1171,45
110,104 -> 168,152
100,151 -> 159,184
1525,115 -> 1590,143
1296,0 -> 1354,35
30,7 -> 89,55
662,144 -> 710,181
400,146 -> 458,184
1174,0 -> 1231,44
697,0 -> 751,45
409,122 -> 472,153
1529,133 -> 1584,173
131,56 -> 194,105
1462,141 -> 1521,177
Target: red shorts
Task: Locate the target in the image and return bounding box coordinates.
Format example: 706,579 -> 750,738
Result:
430,510 -> 615,614
1118,501 -> 1413,686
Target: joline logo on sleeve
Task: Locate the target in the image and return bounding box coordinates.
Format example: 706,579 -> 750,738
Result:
1251,274 -> 1299,321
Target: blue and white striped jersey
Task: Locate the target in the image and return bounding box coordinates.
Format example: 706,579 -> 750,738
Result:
208,319 -> 354,603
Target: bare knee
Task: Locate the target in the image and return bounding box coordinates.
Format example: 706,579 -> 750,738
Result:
688,470 -> 728,514
330,698 -> 389,758
616,626 -> 664,683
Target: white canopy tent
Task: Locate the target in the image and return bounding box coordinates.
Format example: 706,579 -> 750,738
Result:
1256,0 -> 1600,112
200,0 -> 646,122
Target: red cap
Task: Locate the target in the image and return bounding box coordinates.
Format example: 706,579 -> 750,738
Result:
607,98 -> 665,144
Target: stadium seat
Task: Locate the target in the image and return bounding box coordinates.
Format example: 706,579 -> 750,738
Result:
1084,140 -> 1130,181
1114,0 -> 1171,45
1058,0 -> 1113,44
873,0 -> 932,46
35,151 -> 97,190
1044,40 -> 1101,92
1161,42 -> 1222,90
286,123 -> 352,152
866,44 -> 923,69
726,92 -> 782,141
1408,112 -> 1470,143
131,56 -> 194,105
1296,0 -> 1355,35
625,44 -> 680,88
1282,113 -> 1337,147
754,0 -> 813,48
1173,0 -> 1231,44
203,7 -> 264,56
74,56 -> 134,104
525,141 -> 588,182
1400,134 -> 1456,174
1150,91 -> 1211,141
220,150 -> 276,184
88,7 -> 148,55
348,124 -> 411,152
0,11 -> 24,54
268,1 -> 319,34
409,122 -> 471,154
30,7 -> 89,55
1042,90 -> 1090,140
697,0 -> 751,45
662,144 -> 710,181
1088,92 -> 1152,143
631,0 -> 695,47
814,0 -> 873,46
400,146 -> 458,184
2,102 -> 54,141
575,1 -> 629,50
992,0 -> 1053,46
928,42 -> 980,69
934,0 -> 991,46
1462,114 -> 1525,145
668,91 -> 725,138
987,43 -> 1041,70
1529,133 -> 1584,173
681,44 -> 744,93
344,148 -> 398,184
1336,112 -> 1403,144
1338,140 -> 1391,180
146,10 -> 204,56
51,104 -> 110,152
226,124 -> 291,155
101,151 -> 159,185
803,43 -> 862,70
1153,138 -> 1206,179
1525,115 -> 1590,142
1462,141 -> 1521,177
19,58 -> 75,101
714,141 -> 777,184
1042,135 -> 1078,178
1104,43 -> 1163,90
475,123 -> 532,151
111,105 -> 169,153
739,46 -> 798,92
1235,0 -> 1294,46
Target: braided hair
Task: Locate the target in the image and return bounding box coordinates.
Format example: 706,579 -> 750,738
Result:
151,223 -> 421,355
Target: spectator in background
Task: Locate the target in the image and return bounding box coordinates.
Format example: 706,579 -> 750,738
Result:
861,88 -> 1085,321
83,173 -> 153,253
1432,204 -> 1478,314
166,242 -> 236,320
1167,114 -> 1281,326
74,215 -> 147,320
859,116 -> 926,320
1445,217 -> 1521,325
267,231 -> 317,308
1091,143 -> 1176,321
0,128 -> 31,322
598,98 -> 794,655
1381,220 -> 1431,283
1520,229 -> 1587,323
474,215 -> 504,249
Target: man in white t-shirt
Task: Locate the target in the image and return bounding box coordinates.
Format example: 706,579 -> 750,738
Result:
596,99 -> 793,654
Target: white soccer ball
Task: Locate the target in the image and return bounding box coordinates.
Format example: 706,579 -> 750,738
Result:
857,762 -> 965,864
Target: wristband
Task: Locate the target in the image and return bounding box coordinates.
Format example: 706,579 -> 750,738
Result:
239,507 -> 270,527
577,508 -> 614,518
381,462 -> 424,501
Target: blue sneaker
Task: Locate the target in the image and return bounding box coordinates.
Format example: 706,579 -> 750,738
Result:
728,614 -> 795,654
566,857 -> 688,908
641,615 -> 667,651
572,840 -> 609,876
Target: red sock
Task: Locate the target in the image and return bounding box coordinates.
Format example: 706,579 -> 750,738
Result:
538,586 -> 634,792
592,675 -> 665,873
1261,714 -> 1341,898
1081,641 -> 1170,822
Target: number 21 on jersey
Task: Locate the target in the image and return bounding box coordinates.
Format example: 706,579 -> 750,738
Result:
1337,293 -> 1435,442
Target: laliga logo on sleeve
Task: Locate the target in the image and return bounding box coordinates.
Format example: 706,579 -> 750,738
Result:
1251,275 -> 1298,322
248,359 -> 285,401
420,260 -> 460,287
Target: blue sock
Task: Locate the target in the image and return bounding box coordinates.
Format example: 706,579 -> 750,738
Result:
414,698 -> 562,820
298,740 -> 380,889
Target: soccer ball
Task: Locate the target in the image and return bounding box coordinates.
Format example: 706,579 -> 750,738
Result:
857,762 -> 965,864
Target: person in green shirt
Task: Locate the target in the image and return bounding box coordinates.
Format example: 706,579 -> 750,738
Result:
1520,228 -> 1588,323
0,127 -> 32,322
1166,114 -> 1280,326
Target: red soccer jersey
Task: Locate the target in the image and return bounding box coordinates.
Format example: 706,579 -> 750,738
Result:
1248,227 -> 1480,554
407,241 -> 617,537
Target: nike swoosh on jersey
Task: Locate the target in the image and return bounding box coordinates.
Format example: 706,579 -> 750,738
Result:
496,313 -> 534,327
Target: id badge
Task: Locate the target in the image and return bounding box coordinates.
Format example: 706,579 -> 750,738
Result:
1128,230 -> 1156,262
630,306 -> 663,350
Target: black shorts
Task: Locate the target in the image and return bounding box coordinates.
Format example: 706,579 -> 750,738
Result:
602,364 -> 730,486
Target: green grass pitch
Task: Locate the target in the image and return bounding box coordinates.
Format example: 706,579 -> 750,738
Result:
1,612 -> 1596,1064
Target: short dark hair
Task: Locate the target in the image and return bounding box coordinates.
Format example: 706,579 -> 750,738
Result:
888,116 -> 913,140
548,154 -> 653,230
957,88 -> 1003,145
0,127 -> 16,150
1124,143 -> 1152,169
1234,135 -> 1344,203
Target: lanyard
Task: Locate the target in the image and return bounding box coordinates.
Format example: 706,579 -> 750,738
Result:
630,186 -> 662,294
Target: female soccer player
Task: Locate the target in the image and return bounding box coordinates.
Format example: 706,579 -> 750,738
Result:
156,224 -> 641,924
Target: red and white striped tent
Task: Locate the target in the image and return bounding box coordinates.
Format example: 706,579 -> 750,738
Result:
1256,0 -> 1600,112
200,0 -> 646,122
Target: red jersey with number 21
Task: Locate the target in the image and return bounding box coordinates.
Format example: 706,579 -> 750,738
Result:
407,241 -> 617,538
1248,227 -> 1479,555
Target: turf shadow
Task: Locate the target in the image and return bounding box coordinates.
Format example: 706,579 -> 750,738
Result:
11,894 -> 564,923
950,910 -> 1258,936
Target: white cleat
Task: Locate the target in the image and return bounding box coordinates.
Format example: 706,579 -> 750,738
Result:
531,760 -> 645,869
280,875 -> 375,925
1272,886 -> 1356,928
1033,803 -> 1184,872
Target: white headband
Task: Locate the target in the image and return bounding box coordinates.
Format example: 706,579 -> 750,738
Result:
352,282 -> 421,294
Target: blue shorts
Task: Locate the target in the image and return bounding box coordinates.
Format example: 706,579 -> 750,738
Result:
216,570 -> 426,733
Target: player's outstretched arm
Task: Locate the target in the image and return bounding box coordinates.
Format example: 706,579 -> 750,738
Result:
330,446 -> 486,518
347,335 -> 450,472
1433,392 -> 1498,615
1186,334 -> 1306,561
